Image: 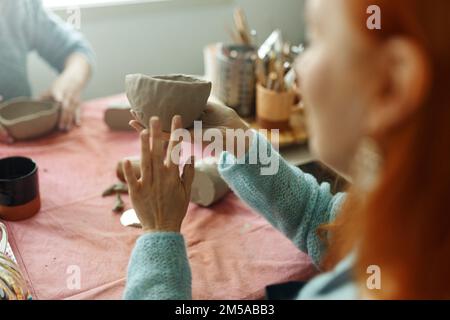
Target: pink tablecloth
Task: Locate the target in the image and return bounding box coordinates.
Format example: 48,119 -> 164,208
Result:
0,95 -> 316,300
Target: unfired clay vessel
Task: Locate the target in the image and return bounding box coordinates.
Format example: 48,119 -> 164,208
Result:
125,74 -> 211,132
190,157 -> 230,207
0,98 -> 60,141
104,101 -> 134,131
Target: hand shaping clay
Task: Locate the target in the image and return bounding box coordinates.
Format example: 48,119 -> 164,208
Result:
0,98 -> 60,141
125,74 -> 211,132
190,157 -> 230,207
117,157 -> 229,226
104,101 -> 134,131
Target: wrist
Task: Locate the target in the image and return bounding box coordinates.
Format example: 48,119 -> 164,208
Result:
62,53 -> 91,87
59,71 -> 85,90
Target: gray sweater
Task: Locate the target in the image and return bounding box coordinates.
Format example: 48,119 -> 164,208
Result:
0,0 -> 94,101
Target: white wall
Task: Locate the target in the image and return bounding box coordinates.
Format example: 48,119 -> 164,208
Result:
29,0 -> 306,99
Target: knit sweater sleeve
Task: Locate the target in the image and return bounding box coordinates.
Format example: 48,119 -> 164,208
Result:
123,232 -> 192,300
218,131 -> 345,266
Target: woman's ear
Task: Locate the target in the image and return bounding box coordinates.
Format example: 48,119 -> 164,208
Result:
366,37 -> 431,135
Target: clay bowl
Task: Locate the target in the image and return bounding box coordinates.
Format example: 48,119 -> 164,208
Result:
125,74 -> 211,132
104,102 -> 134,131
0,98 -> 60,141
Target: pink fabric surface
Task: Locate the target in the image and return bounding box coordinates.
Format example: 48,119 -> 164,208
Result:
0,95 -> 317,300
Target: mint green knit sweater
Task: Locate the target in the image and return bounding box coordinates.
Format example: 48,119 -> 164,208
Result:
124,132 -> 357,300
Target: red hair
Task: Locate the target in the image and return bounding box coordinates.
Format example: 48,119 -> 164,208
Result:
322,0 -> 450,299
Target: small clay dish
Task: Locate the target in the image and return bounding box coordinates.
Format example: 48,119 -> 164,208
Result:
0,98 -> 60,141
125,74 -> 211,132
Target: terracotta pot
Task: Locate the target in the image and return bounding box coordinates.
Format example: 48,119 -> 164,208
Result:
125,74 -> 211,132
0,157 -> 40,221
0,98 -> 60,141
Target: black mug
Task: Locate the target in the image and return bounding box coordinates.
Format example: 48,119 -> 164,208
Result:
0,157 -> 40,221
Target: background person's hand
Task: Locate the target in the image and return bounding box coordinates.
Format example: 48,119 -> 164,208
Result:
123,115 -> 195,233
40,53 -> 91,132
40,73 -> 82,132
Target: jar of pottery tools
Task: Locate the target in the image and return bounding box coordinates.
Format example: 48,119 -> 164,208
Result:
215,44 -> 257,117
0,222 -> 32,300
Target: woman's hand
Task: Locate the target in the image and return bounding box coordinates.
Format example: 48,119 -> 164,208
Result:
123,115 -> 195,233
196,99 -> 250,132
129,100 -> 252,157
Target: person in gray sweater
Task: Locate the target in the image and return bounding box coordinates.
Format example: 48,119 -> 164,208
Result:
0,0 -> 95,142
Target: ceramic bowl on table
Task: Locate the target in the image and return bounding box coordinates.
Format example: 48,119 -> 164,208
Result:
0,98 -> 60,141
